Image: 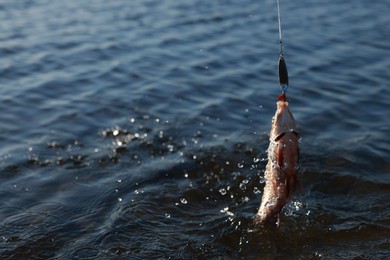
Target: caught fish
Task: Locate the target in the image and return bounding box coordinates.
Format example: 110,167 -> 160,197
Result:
255,93 -> 300,225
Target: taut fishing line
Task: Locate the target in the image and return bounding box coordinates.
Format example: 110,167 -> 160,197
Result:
276,0 -> 289,95
276,0 -> 284,57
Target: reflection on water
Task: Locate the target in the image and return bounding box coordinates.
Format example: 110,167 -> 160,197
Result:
1,0 -> 390,258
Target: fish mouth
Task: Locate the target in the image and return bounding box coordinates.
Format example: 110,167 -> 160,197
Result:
274,101 -> 299,137
255,203 -> 283,225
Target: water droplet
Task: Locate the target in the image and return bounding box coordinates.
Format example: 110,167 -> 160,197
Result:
239,183 -> 246,190
134,190 -> 139,194
180,198 -> 187,204
237,162 -> 244,168
293,201 -> 303,210
242,179 -> 249,184
219,188 -> 227,195
130,118 -> 135,123
117,179 -> 122,183
253,187 -> 261,194
259,176 -> 265,184
113,129 -> 119,136
165,213 -> 171,218
117,198 -> 122,202
253,158 -> 259,163
220,207 -> 234,216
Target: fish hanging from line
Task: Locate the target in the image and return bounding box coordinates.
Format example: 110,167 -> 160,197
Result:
254,90 -> 300,225
255,0 -> 300,226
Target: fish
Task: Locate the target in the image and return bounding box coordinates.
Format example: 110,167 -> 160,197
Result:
255,94 -> 300,225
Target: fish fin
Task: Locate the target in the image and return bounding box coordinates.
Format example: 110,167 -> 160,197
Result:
274,132 -> 285,142
277,146 -> 284,167
292,130 -> 301,139
285,173 -> 299,198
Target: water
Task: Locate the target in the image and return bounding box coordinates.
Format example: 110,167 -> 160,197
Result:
1,0 -> 389,258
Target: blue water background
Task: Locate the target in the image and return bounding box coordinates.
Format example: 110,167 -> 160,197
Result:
0,0 -> 389,258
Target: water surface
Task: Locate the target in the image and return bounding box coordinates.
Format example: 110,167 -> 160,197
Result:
1,0 -> 389,258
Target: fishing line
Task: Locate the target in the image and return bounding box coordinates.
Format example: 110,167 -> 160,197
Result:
276,0 -> 289,95
276,0 -> 283,57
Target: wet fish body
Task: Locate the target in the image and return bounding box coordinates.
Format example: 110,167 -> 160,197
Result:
255,99 -> 300,224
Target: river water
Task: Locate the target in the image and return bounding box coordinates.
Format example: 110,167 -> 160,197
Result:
1,0 -> 389,259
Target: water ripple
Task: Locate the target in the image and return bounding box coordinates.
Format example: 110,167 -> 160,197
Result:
0,0 -> 389,258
